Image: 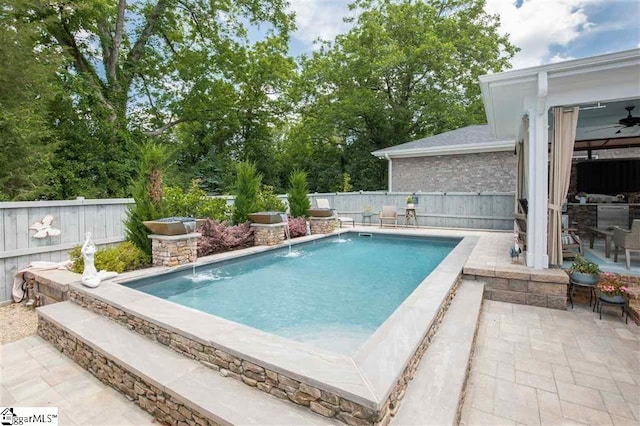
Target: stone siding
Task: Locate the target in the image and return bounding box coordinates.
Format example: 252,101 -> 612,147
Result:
66,280 -> 460,425
251,223 -> 285,246
150,234 -> 199,267
391,152 -> 516,192
310,217 -> 338,235
38,318 -> 219,426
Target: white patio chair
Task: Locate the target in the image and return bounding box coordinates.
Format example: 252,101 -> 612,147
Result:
315,198 -> 355,228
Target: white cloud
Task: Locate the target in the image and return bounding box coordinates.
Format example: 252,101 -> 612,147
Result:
549,53 -> 576,63
288,0 -> 355,47
484,0 -> 606,69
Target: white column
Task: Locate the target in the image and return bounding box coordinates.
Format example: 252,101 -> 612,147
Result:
386,154 -> 393,191
526,71 -> 549,269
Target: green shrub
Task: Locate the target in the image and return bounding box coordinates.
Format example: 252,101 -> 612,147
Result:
232,162 -> 262,224
164,180 -> 227,221
125,143 -> 171,255
569,255 -> 600,275
257,184 -> 286,212
69,242 -> 150,274
287,170 -> 310,217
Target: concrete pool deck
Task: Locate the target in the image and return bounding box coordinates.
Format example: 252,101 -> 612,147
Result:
460,300 -> 640,425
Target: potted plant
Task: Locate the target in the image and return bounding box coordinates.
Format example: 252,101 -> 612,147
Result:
569,255 -> 600,285
576,192 -> 588,204
406,196 -> 414,208
597,273 -> 630,303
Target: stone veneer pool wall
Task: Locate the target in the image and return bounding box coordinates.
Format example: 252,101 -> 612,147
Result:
37,317 -> 219,426
50,277 -> 459,425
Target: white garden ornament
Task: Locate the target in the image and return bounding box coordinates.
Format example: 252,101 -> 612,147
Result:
29,215 -> 61,239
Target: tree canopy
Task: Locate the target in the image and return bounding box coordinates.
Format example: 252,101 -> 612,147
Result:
0,0 -> 516,200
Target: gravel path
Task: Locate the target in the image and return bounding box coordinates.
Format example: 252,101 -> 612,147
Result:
0,302 -> 38,344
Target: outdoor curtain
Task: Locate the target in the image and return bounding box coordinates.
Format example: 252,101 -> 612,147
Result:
515,117 -> 529,208
548,107 -> 579,265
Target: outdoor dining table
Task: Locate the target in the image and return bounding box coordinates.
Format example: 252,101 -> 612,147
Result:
583,226 -> 615,258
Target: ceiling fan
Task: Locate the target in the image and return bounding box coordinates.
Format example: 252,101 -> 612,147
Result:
586,106 -> 640,134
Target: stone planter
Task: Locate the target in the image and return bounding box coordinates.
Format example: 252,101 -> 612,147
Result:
248,212 -> 284,224
143,218 -> 204,236
306,208 -> 333,217
569,271 -> 599,285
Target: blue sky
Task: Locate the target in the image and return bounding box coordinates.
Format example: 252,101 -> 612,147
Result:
285,0 -> 640,69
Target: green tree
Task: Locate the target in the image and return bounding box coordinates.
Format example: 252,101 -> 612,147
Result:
232,162 -> 262,224
125,143 -> 171,255
292,0 -> 517,190
287,170 -> 311,217
4,0 -> 294,198
0,10 -> 61,200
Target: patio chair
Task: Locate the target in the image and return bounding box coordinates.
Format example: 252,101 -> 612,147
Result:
562,229 -> 583,260
613,219 -> 640,270
379,205 -> 398,228
315,198 -> 355,228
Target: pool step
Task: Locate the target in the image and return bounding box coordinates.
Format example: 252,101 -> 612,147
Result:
391,279 -> 485,425
37,301 -> 337,425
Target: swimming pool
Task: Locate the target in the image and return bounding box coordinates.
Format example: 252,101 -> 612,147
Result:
125,234 -> 459,354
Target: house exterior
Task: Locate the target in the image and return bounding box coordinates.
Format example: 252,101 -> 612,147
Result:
479,48 -> 640,268
371,125 -> 515,192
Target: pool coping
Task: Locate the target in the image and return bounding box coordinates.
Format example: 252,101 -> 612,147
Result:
65,230 -> 478,411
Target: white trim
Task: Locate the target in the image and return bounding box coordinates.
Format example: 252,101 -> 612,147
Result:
479,49 -> 640,84
372,140 -> 515,158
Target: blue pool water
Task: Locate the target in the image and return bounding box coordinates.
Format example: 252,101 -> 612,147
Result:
126,234 -> 459,354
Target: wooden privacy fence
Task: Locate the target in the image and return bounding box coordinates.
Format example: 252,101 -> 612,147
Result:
307,192 -> 515,230
0,198 -> 133,303
0,191 -> 514,303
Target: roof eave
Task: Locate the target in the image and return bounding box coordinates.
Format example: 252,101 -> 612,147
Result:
372,140 -> 515,158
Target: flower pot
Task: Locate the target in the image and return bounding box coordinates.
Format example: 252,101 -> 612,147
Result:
143,218 -> 205,235
248,212 -> 285,224
407,203 -> 414,208
570,271 -> 598,285
579,197 -> 586,204
306,208 -> 334,218
599,294 -> 626,304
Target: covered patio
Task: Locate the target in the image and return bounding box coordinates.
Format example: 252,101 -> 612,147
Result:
479,49 -> 640,272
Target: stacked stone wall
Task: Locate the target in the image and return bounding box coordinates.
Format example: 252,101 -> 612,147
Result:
38,318 -> 219,426
310,218 -> 338,234
251,224 -> 285,246
151,236 -> 198,267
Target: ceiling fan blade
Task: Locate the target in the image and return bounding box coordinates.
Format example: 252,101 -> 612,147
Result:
584,125 -> 623,133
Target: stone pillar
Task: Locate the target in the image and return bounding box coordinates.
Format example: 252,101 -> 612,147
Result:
309,217 -> 338,234
148,233 -> 200,267
251,223 -> 285,246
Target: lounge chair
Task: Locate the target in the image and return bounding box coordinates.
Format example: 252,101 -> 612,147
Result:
613,219 -> 640,270
315,198 -> 355,228
379,205 -> 398,228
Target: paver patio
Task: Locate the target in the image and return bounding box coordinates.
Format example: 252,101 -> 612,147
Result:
0,335 -> 154,425
460,300 -> 640,426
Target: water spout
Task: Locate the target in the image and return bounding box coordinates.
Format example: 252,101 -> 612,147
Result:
279,213 -> 302,258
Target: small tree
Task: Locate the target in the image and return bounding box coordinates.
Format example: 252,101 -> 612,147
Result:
232,162 -> 262,224
125,143 -> 171,254
287,170 -> 310,217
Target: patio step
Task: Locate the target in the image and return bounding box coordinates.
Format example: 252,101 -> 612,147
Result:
37,301 -> 336,425
391,279 -> 484,425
